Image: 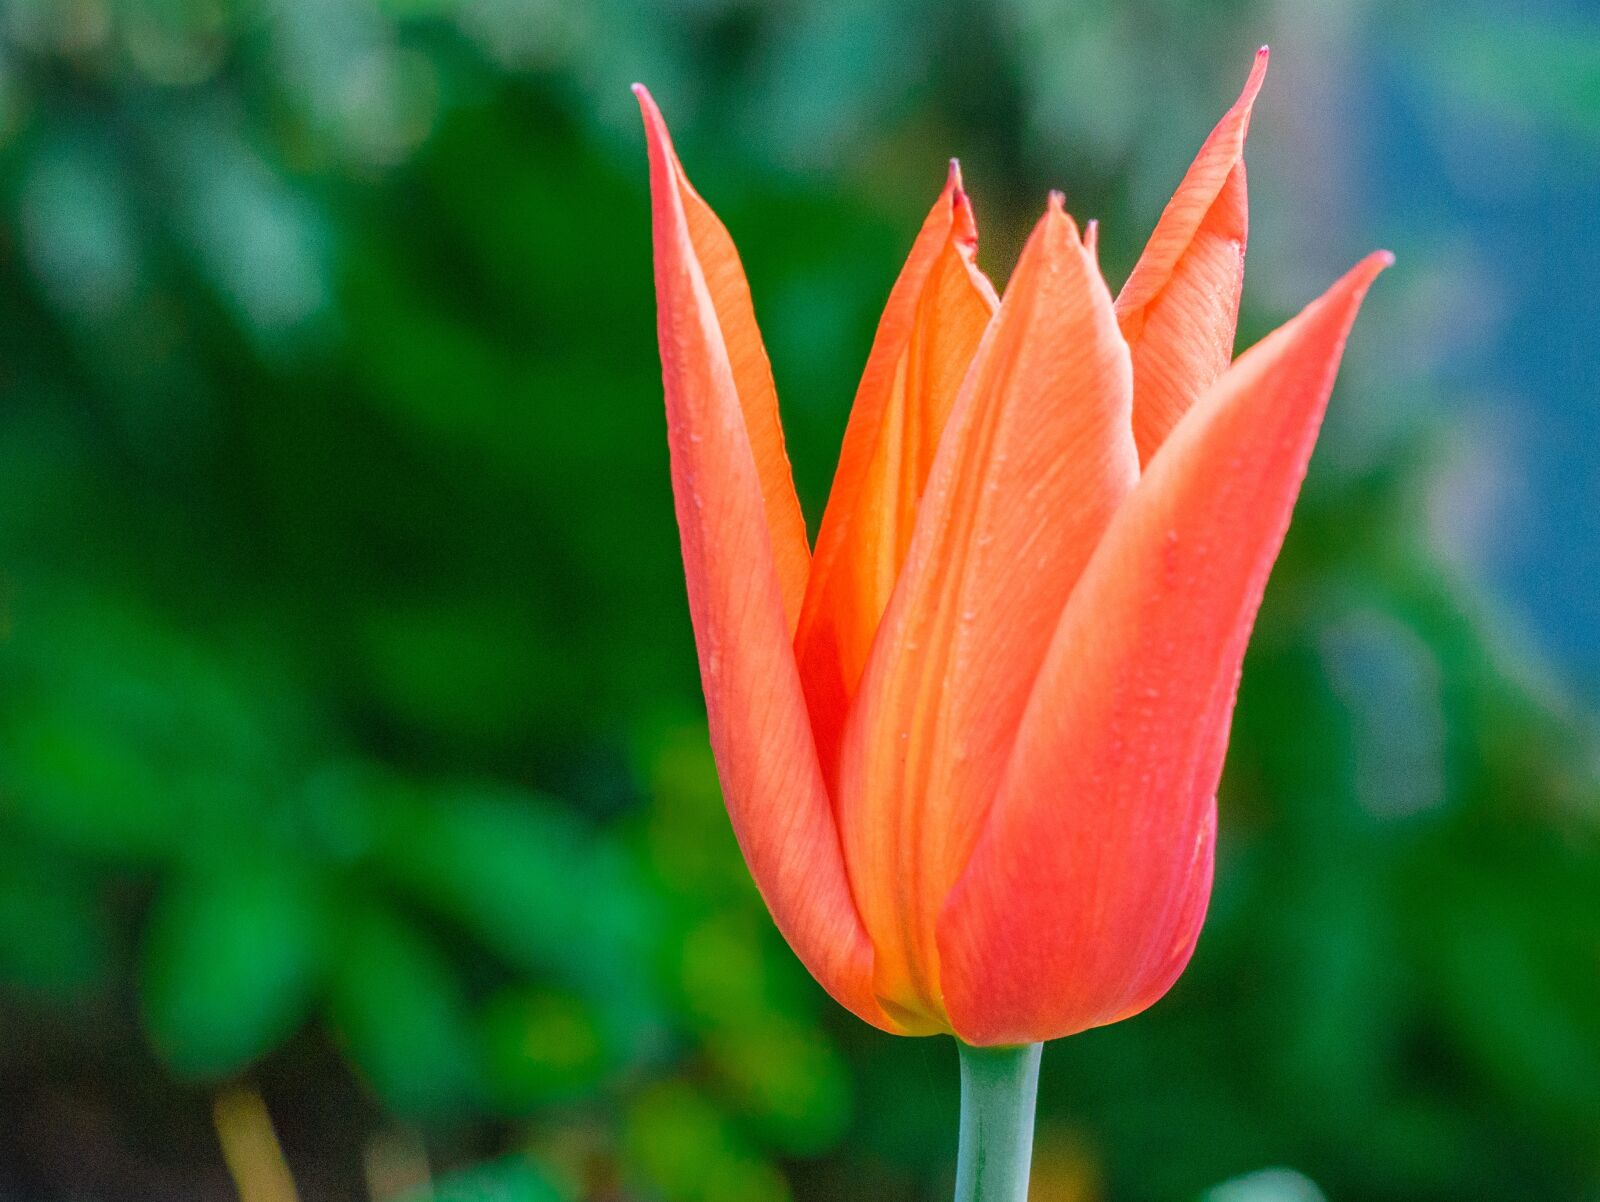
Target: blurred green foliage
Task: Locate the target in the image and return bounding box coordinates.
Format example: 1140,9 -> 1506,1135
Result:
0,2 -> 1595,1201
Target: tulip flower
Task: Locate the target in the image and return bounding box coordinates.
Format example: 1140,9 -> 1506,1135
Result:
636,50 -> 1386,1201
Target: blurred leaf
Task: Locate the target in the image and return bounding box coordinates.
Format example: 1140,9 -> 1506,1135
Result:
372,780 -> 662,1047
0,843 -> 111,1003
479,986 -> 605,1111
17,126 -> 141,318
328,903 -> 479,1119
638,724 -> 753,901
357,595 -> 544,743
624,1080 -> 790,1202
2,698 -> 179,861
1428,863 -> 1600,1122
704,1018 -> 851,1156
140,858 -> 326,1079
401,1155 -> 569,1202
0,594 -> 300,863
677,912 -> 782,1027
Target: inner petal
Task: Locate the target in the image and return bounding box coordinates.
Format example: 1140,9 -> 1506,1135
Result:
834,197 -> 1140,1029
795,166 -> 997,788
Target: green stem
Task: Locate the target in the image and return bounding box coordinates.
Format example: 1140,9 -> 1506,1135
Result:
953,1040 -> 1043,1202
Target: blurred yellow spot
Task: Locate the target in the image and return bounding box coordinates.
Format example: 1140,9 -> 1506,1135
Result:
213,1085 -> 300,1202
1028,1123 -> 1101,1202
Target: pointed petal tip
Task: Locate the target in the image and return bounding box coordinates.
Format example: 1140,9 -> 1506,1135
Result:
1290,251 -> 1390,339
1032,191 -> 1087,251
1344,249 -> 1395,291
1239,44 -> 1270,105
633,83 -> 671,147
1040,191 -> 1085,244
943,159 -> 980,246
945,158 -> 971,210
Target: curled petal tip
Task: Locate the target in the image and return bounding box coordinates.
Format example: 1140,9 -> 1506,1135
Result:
1256,44 -> 1271,58
630,81 -> 647,97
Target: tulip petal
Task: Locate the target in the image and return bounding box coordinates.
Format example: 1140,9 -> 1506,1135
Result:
1117,47 -> 1268,466
939,252 -> 1390,1047
636,85 -> 812,628
796,164 -> 999,785
837,197 -> 1138,1031
636,85 -> 897,1032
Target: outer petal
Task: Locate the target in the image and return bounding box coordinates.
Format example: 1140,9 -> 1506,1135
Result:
837,197 -> 1139,1032
1117,47 -> 1268,466
636,85 -> 812,628
795,164 -> 998,785
939,252 -> 1390,1046
636,86 -> 896,1032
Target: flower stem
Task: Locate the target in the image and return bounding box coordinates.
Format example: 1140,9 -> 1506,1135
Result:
953,1040 -> 1043,1202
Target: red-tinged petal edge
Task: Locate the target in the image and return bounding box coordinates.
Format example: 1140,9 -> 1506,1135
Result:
795,162 -> 998,788
939,251 -> 1391,1047
635,85 -> 899,1033
836,197 -> 1138,1033
1117,47 -> 1269,465
634,84 -> 813,628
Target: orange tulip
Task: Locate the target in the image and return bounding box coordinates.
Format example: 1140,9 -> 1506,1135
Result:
635,51 -> 1387,1047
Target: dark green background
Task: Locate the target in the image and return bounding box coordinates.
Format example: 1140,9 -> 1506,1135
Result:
0,1 -> 1596,1200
